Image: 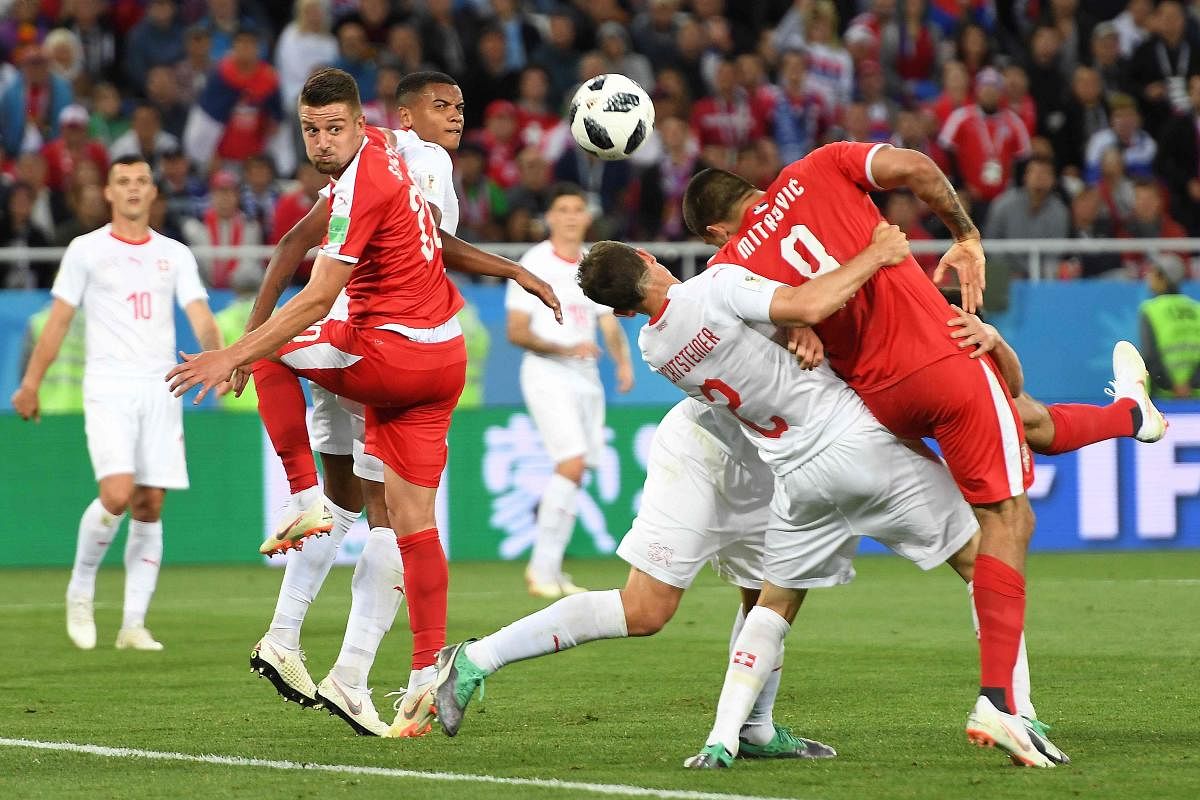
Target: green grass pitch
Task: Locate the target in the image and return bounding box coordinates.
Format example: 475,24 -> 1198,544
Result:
2,552 -> 1199,800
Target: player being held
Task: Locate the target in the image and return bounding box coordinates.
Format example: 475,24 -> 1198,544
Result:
12,155 -> 224,652
505,183 -> 634,600
680,142 -> 1164,766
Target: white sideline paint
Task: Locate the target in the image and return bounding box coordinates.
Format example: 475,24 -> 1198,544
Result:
0,739 -> 801,800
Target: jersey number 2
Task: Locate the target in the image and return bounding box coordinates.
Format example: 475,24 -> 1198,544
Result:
700,378 -> 788,439
780,224 -> 840,278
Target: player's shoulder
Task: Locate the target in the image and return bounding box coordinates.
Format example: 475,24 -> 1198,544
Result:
518,239 -> 556,267
149,230 -> 196,260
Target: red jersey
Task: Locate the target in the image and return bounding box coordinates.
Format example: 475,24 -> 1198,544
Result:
711,141 -> 961,393
937,105 -> 1031,201
321,126 -> 464,329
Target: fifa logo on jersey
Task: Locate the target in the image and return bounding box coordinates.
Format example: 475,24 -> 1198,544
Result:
647,542 -> 674,566
732,650 -> 757,669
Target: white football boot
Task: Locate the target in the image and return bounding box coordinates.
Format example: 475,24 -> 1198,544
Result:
315,673 -> 390,736
250,636 -> 320,706
1108,340 -> 1167,442
259,496 -> 333,556
115,626 -> 164,651
66,592 -> 96,650
965,695 -> 1055,768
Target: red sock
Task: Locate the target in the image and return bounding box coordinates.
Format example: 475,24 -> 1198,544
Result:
251,359 -> 317,494
972,554 -> 1026,714
397,528 -> 448,671
1039,399 -> 1136,455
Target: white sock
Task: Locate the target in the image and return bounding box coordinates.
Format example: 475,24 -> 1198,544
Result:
267,496 -> 355,650
527,473 -> 579,582
67,498 -> 125,599
706,606 -> 790,756
967,581 -> 1036,718
727,605 -> 783,746
121,519 -> 163,629
406,665 -> 437,695
465,588 -> 628,676
331,527 -> 405,691
295,485 -> 322,509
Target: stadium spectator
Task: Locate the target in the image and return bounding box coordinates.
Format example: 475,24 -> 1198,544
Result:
1139,253 -> 1200,397
1089,19 -> 1130,98
149,191 -> 186,243
650,65 -> 692,122
1084,93 -> 1157,183
1124,178 -> 1188,250
43,27 -> 84,89
239,153 -> 279,240
175,24 -> 213,103
110,104 -> 180,173
196,0 -> 260,62
1045,0 -> 1097,79
0,182 -> 54,289
597,22 -> 655,93
41,104 -> 106,193
506,146 -> 554,242
513,65 -> 563,155
889,0 -> 941,100
636,115 -> 699,241
332,17 -> 377,104
361,64 -> 401,129
145,66 -> 190,141
470,99 -> 522,189
803,1 -> 854,108
771,0 -> 808,55
14,152 -> 63,238
690,57 -> 763,152
955,21 -> 993,79
125,0 -> 186,93
0,0 -> 49,55
384,23 -> 437,75
65,0 -> 117,85
1096,146 -> 1137,231
183,27 -> 282,171
632,0 -> 684,70
928,60 -> 971,126
735,53 -> 776,131
489,0 -> 540,73
455,141 -> 509,243
1003,65 -> 1037,137
356,0 -> 402,46
85,81 -> 127,146
1,44 -> 74,156
1155,74 -> 1200,234
461,27 -> 520,131
858,60 -> 898,141
985,156 -> 1072,276
53,182 -> 109,247
275,0 -> 338,109
838,101 -> 879,143
1114,0 -> 1154,57
770,49 -> 829,164
531,13 -> 581,110
1068,186 -> 1124,277
417,0 -> 470,77
268,160 -> 324,282
938,66 -> 1032,212
1025,24 -> 1069,133
182,170 -> 262,291
1053,66 -> 1109,175
157,147 -> 206,222
670,16 -> 709,102
1127,0 -> 1198,137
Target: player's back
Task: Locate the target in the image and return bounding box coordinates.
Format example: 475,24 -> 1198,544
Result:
713,141 -> 962,394
51,225 -> 207,380
322,126 -> 462,329
638,266 -> 872,476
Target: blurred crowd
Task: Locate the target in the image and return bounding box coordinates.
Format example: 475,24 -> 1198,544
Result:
0,0 -> 1198,291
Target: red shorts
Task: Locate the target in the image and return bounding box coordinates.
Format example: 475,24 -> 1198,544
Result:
856,354 -> 1033,505
277,319 -> 467,488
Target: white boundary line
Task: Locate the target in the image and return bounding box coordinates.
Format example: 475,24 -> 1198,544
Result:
0,738 -> 803,800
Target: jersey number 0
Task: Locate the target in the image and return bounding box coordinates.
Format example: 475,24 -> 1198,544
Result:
780,224 -> 840,278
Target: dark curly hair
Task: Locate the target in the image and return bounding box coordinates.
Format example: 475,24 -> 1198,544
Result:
577,241 -> 649,313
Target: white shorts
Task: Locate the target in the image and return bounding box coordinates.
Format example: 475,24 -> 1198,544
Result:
308,382 -> 386,482
83,376 -> 188,489
520,358 -> 605,467
763,422 -> 978,590
617,402 -> 774,590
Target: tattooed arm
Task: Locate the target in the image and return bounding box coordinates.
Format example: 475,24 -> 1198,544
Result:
869,146 -> 986,313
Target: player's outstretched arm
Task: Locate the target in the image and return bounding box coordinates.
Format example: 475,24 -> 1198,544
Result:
869,146 -> 986,314
245,201 -> 328,336
599,314 -> 635,393
768,222 -> 909,327
10,298 -> 76,421
167,255 -> 350,403
947,305 -> 1024,397
441,232 -> 563,323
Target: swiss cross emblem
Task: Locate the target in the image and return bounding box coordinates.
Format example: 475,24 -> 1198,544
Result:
732,650 -> 757,669
157,259 -> 170,272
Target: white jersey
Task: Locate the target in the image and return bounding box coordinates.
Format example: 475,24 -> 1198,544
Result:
51,224 -> 208,381
326,127 -> 458,320
506,240 -> 610,379
638,264 -> 872,476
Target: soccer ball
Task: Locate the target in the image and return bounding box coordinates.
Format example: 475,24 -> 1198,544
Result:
568,74 -> 655,161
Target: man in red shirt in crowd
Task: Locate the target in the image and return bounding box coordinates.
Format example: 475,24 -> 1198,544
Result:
690,57 -> 764,151
270,162 -> 328,283
938,67 -> 1031,213
41,104 -> 108,192
166,68 -> 555,738
682,140 -> 1165,766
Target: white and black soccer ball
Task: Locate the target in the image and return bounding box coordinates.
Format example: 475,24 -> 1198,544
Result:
568,74 -> 655,161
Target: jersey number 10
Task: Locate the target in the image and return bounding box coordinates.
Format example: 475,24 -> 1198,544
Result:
127,291 -> 152,320
780,224 -> 840,278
